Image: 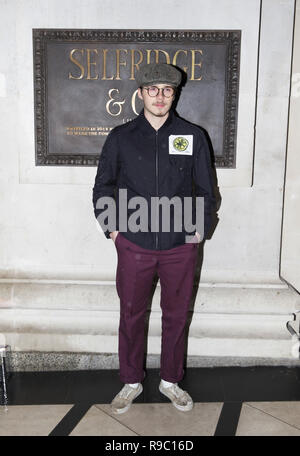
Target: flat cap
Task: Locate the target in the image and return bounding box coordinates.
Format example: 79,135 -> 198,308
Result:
136,63 -> 182,87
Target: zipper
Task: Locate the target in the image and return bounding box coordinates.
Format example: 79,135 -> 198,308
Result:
155,131 -> 159,250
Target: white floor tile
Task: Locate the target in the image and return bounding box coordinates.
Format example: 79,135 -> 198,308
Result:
0,404 -> 73,436
70,405 -> 138,436
97,402 -> 223,436
236,403 -> 300,436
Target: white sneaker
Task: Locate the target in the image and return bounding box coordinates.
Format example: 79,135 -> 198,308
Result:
111,383 -> 143,414
159,381 -> 193,411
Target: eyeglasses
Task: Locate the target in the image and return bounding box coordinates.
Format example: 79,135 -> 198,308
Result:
142,86 -> 175,98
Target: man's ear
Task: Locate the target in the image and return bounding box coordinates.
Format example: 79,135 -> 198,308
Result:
137,87 -> 143,100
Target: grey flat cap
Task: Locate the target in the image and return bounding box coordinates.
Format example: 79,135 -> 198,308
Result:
136,63 -> 182,87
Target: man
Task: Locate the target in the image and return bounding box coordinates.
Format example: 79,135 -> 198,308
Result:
93,63 -> 216,414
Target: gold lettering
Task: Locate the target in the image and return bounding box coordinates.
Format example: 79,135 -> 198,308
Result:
190,49 -> 203,81
69,49 -> 85,79
86,49 -> 99,80
131,89 -> 139,116
172,50 -> 188,73
68,47 -> 205,82
106,88 -> 125,116
146,49 -> 152,64
154,50 -> 170,64
115,49 -> 128,80
102,49 -> 114,80
130,49 -> 143,80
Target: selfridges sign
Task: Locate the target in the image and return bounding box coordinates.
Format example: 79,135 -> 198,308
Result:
33,29 -> 240,167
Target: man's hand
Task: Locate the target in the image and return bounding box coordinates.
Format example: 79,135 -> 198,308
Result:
110,231 -> 119,242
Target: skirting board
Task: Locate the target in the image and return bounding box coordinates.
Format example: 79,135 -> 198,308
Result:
5,351 -> 300,372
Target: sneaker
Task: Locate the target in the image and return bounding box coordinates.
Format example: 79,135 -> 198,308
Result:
159,381 -> 193,411
111,383 -> 143,414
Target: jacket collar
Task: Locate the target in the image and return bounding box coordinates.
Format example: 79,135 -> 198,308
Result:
136,109 -> 176,136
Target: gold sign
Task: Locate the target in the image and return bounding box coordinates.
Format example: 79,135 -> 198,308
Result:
68,48 -> 203,81
33,29 -> 240,167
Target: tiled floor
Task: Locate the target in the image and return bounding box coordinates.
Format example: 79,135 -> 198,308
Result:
1,367 -> 300,436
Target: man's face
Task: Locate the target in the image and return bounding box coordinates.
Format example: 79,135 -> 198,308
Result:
137,84 -> 175,119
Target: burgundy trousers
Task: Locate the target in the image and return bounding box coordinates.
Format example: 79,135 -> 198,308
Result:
115,232 -> 198,384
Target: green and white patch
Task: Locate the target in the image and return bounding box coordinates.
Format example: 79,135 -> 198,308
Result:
169,135 -> 193,155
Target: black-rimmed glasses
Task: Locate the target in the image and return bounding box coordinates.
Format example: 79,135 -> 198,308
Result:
142,86 -> 175,98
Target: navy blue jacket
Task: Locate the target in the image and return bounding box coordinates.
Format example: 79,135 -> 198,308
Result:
92,109 -> 216,250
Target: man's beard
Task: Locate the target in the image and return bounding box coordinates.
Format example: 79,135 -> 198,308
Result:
152,106 -> 169,117
154,112 -> 167,117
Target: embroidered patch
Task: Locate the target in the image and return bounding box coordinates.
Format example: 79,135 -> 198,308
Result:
169,135 -> 193,155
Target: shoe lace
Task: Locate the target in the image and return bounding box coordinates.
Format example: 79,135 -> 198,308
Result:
171,384 -> 187,400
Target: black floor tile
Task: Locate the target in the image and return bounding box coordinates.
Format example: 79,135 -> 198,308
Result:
5,371 -> 71,405
219,366 -> 300,402
142,368 -> 163,403
63,369 -> 145,404
214,402 -> 242,436
3,366 -> 300,406
179,367 -> 225,402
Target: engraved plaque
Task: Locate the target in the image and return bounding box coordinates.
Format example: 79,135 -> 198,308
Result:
33,29 -> 241,167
